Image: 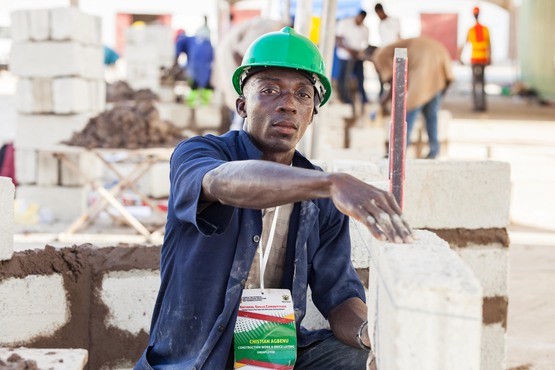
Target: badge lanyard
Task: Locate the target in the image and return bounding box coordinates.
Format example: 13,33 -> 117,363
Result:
259,206 -> 280,290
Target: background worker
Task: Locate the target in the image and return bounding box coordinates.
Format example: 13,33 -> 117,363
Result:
458,6 -> 491,112
374,3 -> 401,47
371,36 -> 454,159
335,10 -> 370,107
135,27 -> 413,370
373,3 -> 401,97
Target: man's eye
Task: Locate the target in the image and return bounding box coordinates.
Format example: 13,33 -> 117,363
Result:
261,88 -> 278,94
299,92 -> 312,99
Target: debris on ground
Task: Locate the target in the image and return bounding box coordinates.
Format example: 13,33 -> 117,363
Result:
106,81 -> 159,103
63,100 -> 187,149
0,353 -> 39,370
160,63 -> 187,86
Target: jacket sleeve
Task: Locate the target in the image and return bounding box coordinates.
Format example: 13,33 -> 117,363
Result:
169,136 -> 235,236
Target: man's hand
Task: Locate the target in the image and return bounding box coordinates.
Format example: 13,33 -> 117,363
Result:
329,173 -> 414,243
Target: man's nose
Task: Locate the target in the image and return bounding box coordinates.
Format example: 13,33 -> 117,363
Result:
277,91 -> 297,112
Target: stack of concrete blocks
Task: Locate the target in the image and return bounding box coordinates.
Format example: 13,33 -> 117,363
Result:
314,104 -> 387,163
0,245 -> 160,369
326,158 -> 511,370
402,160 -> 511,370
125,25 -> 174,96
0,177 -> 15,261
9,7 -> 106,222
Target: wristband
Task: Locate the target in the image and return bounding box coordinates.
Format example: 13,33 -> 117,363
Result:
356,320 -> 371,351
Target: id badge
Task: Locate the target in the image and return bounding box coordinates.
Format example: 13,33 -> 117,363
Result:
234,289 -> 297,369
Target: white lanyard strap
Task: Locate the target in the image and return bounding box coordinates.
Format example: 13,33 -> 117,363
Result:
259,206 -> 280,290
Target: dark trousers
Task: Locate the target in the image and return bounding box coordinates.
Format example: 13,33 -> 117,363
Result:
472,63 -> 487,111
337,59 -> 368,105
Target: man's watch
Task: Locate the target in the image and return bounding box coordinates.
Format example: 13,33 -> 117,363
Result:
356,320 -> 371,351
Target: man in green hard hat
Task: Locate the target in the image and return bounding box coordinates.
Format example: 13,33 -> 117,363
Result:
135,27 -> 412,370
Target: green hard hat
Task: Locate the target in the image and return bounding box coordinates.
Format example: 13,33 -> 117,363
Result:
232,26 -> 332,107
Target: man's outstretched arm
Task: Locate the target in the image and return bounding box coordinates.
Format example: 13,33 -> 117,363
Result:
202,160 -> 414,243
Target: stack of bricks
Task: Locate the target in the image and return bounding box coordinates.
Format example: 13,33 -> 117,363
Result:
9,7 -> 105,222
124,25 -> 174,96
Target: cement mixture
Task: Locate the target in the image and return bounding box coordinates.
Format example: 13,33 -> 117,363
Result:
63,100 -> 187,149
106,81 -> 159,103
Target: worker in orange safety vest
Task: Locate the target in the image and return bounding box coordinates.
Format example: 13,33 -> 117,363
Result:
459,6 -> 491,112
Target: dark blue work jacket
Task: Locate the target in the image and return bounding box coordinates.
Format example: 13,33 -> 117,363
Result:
135,130 -> 365,369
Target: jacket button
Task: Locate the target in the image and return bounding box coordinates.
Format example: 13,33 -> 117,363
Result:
218,325 -> 225,332
253,235 -> 260,243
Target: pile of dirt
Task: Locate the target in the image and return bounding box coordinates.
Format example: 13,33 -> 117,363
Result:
0,353 -> 38,370
63,100 -> 187,149
106,81 -> 159,103
160,63 -> 187,86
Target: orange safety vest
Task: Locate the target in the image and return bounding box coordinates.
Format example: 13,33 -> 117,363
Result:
467,23 -> 491,64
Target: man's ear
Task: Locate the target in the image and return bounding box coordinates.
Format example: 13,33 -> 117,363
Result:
236,96 -> 247,118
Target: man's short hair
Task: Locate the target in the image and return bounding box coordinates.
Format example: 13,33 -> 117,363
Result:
359,10 -> 368,17
374,3 -> 384,12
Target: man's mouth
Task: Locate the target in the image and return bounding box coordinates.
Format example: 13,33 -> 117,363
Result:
273,121 -> 297,135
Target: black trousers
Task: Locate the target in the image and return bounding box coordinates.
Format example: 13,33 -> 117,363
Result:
471,63 -> 487,111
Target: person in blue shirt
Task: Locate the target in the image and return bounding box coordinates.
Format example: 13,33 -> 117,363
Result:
135,27 -> 413,370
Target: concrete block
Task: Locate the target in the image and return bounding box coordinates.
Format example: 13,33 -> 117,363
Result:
0,348 -> 88,370
138,161 -> 170,198
329,159 -> 384,184
0,274 -> 69,345
10,42 -> 103,79
15,113 -> 91,150
99,270 -> 160,335
368,230 -> 483,370
156,102 -> 192,128
15,185 -> 90,222
0,177 -> 15,261
481,323 -> 506,370
37,150 -> 60,186
456,246 -> 508,298
403,160 -> 511,229
14,148 -> 37,185
320,125 -> 345,148
349,125 -> 386,157
52,77 -> 90,114
194,106 -> 222,131
50,7 -> 102,46
125,26 -> 173,67
10,10 -> 30,42
28,9 -> 50,41
89,79 -> 106,113
60,149 -> 104,186
15,78 -> 53,114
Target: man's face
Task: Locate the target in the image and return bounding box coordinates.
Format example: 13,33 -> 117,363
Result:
237,68 -> 316,160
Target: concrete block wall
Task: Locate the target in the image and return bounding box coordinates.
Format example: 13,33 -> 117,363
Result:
326,158 -> 511,370
0,245 -> 159,370
0,177 -> 15,261
124,25 -> 174,93
362,229 -> 482,370
10,7 -> 105,114
9,7 -> 105,226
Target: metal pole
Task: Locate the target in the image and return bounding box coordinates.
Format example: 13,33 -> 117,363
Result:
389,48 -> 408,210
309,0 -> 338,159
293,0 -> 313,37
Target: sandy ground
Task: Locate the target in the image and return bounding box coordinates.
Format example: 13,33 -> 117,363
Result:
2,66 -> 555,369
